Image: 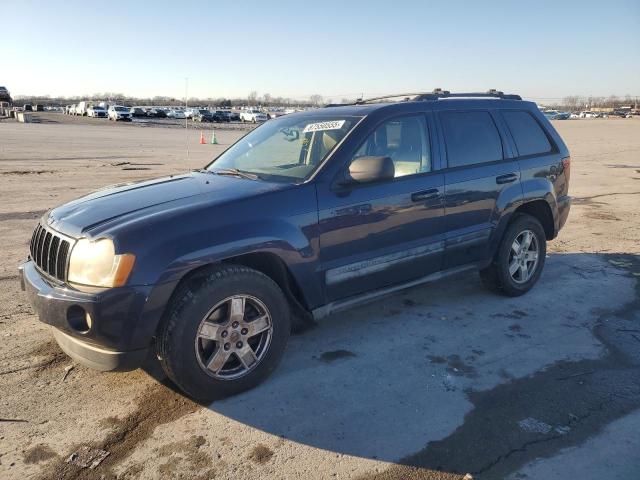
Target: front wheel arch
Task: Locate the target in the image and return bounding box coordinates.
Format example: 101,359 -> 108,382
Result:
156,251 -> 314,337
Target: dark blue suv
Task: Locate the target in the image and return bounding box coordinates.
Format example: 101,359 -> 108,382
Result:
20,90 -> 571,399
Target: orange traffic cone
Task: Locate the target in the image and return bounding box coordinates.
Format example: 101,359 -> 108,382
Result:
199,131 -> 206,144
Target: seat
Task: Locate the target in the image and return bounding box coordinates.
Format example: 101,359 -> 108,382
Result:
393,119 -> 423,176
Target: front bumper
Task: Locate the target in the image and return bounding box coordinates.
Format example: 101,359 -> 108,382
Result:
19,260 -> 152,371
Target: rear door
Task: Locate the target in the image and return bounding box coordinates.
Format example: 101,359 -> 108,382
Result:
317,113 -> 446,301
438,109 -> 522,268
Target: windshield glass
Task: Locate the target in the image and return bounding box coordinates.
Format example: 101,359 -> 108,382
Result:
207,115 -> 361,182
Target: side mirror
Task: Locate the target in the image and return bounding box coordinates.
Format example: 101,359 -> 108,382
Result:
345,156 -> 395,184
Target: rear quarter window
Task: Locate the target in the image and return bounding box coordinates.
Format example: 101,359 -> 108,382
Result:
440,111 -> 503,168
502,110 -> 552,156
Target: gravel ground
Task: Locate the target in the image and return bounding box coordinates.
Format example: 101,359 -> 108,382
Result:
0,118 -> 639,480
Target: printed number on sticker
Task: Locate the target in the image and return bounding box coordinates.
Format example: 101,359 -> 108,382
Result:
303,120 -> 345,133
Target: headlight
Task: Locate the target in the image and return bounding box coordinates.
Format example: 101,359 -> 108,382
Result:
68,238 -> 135,288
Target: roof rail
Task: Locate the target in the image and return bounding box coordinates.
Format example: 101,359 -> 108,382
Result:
325,89 -> 522,107
414,89 -> 522,101
352,92 -> 429,105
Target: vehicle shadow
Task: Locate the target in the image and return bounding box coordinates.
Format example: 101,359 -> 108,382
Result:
144,252 -> 638,471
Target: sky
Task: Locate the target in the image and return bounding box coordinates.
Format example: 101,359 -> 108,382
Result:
2,0 -> 639,102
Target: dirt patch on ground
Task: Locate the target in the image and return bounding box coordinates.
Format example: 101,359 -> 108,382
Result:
97,416 -> 121,430
152,435 -> 213,478
318,349 -> 357,363
27,339 -> 68,376
0,210 -> 47,221
23,445 -> 57,464
0,170 -> 54,175
248,444 -> 274,464
36,382 -> 201,479
444,355 -> 478,378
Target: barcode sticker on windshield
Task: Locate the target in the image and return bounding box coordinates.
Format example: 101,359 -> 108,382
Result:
303,120 -> 345,133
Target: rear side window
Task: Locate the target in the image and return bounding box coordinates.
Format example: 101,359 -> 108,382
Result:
502,110 -> 552,156
440,111 -> 503,168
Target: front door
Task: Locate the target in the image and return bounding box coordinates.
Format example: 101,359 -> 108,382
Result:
317,114 -> 446,302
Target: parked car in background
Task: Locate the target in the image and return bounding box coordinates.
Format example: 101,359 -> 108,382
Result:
23,104 -> 33,111
146,108 -> 167,118
215,110 -> 231,122
579,111 -> 598,118
229,110 -> 241,121
192,109 -> 216,122
240,109 -> 268,123
611,109 -> 634,118
266,109 -> 285,120
19,89 -> 571,400
543,110 -> 570,120
130,107 -> 147,118
75,101 -> 94,116
167,109 -> 186,119
108,105 -> 132,121
34,104 -> 45,112
185,108 -> 205,119
87,105 -> 107,118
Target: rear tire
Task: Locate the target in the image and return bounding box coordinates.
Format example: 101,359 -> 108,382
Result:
479,214 -> 546,297
156,264 -> 291,401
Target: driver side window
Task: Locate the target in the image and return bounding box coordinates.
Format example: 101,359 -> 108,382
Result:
352,115 -> 431,177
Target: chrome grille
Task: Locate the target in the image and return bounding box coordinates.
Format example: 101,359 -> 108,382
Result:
29,224 -> 73,281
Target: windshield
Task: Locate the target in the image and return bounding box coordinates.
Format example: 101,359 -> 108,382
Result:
207,115 -> 361,182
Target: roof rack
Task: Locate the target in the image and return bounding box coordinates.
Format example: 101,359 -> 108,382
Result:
329,89 -> 522,107
414,89 -> 522,101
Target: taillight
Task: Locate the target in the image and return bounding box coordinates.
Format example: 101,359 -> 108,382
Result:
562,156 -> 571,183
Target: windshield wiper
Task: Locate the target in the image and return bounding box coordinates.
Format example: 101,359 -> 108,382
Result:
208,168 -> 259,180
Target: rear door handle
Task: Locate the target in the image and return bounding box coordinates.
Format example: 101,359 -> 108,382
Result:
496,173 -> 519,184
411,188 -> 440,202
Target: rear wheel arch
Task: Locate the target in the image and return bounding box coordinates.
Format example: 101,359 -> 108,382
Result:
514,199 -> 555,240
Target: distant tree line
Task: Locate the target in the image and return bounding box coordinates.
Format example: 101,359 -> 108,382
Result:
558,94 -> 639,111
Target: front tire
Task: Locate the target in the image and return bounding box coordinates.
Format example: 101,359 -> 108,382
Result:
479,214 -> 546,296
156,264 -> 291,400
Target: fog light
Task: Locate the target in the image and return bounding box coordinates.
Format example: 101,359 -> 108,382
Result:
67,305 -> 91,333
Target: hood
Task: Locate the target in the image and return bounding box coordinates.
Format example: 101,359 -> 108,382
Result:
46,171 -> 290,238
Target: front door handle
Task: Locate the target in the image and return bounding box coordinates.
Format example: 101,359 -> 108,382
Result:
411,188 -> 440,202
496,172 -> 519,184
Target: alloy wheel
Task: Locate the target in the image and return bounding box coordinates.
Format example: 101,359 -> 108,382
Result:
508,229 -> 539,284
194,295 -> 273,380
